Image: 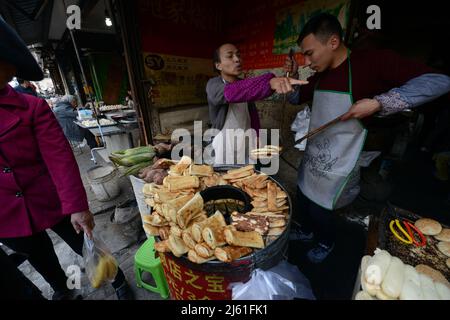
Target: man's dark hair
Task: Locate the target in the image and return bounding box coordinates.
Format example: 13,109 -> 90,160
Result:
212,47 -> 221,74
297,13 -> 343,45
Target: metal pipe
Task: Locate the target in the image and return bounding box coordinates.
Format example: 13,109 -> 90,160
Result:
61,0 -> 95,103
62,0 -> 107,163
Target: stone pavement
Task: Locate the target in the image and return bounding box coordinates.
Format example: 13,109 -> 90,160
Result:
0,144 -> 165,300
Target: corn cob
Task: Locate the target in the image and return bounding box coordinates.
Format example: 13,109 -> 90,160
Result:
121,161 -> 151,177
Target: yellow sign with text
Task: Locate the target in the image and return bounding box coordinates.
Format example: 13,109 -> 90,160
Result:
143,53 -> 214,108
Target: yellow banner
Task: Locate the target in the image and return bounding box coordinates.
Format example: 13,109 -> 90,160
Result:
142,53 -> 215,108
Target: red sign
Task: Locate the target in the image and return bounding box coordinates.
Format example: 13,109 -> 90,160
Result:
160,253 -> 252,300
224,0 -> 304,70
137,0 -> 223,59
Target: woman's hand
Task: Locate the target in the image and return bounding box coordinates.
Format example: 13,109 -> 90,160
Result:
71,210 -> 95,239
269,77 -> 309,94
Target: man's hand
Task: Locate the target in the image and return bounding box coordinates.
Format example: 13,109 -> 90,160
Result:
284,56 -> 299,78
71,210 -> 95,239
340,99 -> 381,121
270,77 -> 309,94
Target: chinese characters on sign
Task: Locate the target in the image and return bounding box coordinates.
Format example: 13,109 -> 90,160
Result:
143,53 -> 214,108
159,253 -> 235,300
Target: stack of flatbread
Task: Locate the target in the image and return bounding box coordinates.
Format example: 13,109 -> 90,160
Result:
224,165 -> 289,240
414,218 -> 450,268
250,145 -> 282,159
141,159 -> 290,264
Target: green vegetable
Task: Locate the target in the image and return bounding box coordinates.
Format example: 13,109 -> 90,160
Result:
121,161 -> 151,177
110,146 -> 156,167
115,152 -> 155,167
123,146 -> 154,156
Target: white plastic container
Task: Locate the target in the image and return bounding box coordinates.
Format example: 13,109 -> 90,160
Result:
86,165 -> 121,201
129,175 -> 152,239
129,175 -> 151,216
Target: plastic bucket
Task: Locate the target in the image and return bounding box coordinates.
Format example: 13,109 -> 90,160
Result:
86,165 -> 121,201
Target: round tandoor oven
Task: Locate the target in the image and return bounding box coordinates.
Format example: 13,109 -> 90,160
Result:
158,167 -> 292,300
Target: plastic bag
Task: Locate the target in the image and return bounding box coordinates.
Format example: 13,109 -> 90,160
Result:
231,260 -> 315,300
82,233 -> 118,289
291,106 -> 311,151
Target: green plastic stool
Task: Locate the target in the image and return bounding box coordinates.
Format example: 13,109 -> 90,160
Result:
134,237 -> 170,299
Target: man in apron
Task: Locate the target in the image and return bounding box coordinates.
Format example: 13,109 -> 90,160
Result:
221,14 -> 450,263
283,13 -> 450,263
206,43 -> 259,165
206,43 -> 307,166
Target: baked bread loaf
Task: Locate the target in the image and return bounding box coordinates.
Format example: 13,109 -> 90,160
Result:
187,250 -> 215,264
161,194 -> 194,222
189,165 -> 214,177
143,223 -> 159,236
224,229 -> 265,249
202,226 -> 227,249
194,243 -> 215,258
182,230 -> 197,249
158,226 -> 170,240
214,246 -> 252,263
154,240 -> 171,253
191,211 -> 226,243
168,235 -> 188,257
176,193 -> 204,229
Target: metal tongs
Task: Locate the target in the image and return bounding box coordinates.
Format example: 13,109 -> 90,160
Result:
294,113 -> 344,145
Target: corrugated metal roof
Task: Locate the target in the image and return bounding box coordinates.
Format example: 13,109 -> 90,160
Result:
0,0 -> 53,45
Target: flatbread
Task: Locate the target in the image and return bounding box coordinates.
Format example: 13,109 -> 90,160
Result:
414,218 -> 442,236
437,241 -> 450,258
434,228 -> 450,242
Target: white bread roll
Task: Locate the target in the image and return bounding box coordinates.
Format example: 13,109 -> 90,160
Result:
381,256 -> 405,299
362,277 -> 380,296
360,255 -> 371,293
435,282 -> 450,300
355,291 -> 374,300
404,265 -> 421,287
365,249 -> 392,286
376,289 -> 395,300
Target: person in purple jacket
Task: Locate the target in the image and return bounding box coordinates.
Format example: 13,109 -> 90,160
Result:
0,17 -> 133,299
206,43 -> 307,165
